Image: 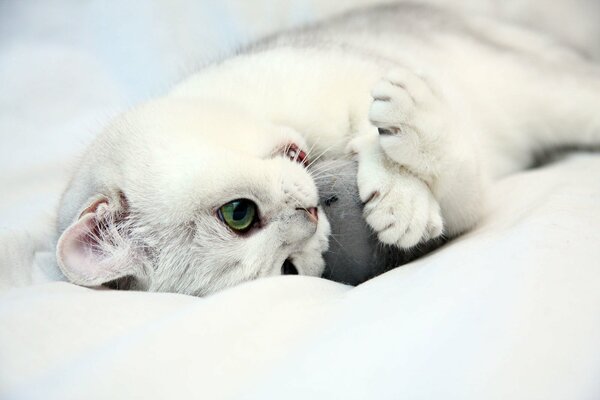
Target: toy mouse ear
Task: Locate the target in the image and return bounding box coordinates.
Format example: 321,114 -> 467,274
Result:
56,194 -> 136,287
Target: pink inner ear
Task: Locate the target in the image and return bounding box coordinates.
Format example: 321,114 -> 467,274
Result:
56,197 -> 128,287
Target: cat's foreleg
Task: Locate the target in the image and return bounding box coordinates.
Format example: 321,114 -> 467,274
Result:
350,68 -> 488,248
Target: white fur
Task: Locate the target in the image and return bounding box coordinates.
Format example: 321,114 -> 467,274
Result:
56,4 -> 600,295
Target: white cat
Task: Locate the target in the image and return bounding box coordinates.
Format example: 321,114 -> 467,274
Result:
55,4 -> 600,295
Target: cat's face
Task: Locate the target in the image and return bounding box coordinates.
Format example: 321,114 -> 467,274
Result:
56,98 -> 330,295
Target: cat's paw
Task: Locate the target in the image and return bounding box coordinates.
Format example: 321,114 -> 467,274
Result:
363,170 -> 443,248
369,68 -> 445,178
352,135 -> 444,248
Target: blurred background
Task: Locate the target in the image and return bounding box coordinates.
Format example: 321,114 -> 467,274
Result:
1,0 -> 599,232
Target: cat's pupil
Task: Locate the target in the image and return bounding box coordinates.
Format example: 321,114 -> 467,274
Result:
219,199 -> 257,232
232,202 -> 247,221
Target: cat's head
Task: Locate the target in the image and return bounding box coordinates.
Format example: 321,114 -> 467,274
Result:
55,98 -> 330,296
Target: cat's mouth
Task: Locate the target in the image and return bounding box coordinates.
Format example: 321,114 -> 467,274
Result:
282,143 -> 308,167
281,258 -> 299,275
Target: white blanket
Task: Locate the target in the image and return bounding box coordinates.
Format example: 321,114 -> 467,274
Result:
1,1 -> 599,399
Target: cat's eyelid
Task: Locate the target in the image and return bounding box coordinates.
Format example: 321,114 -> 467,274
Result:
206,186 -> 269,212
211,194 -> 262,214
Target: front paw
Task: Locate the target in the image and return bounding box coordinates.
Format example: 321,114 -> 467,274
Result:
369,67 -> 446,178
362,169 -> 443,248
355,138 -> 443,248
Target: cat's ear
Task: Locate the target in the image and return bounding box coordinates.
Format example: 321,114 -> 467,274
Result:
56,194 -> 138,287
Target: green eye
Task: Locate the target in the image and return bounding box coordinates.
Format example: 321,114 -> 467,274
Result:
217,199 -> 258,232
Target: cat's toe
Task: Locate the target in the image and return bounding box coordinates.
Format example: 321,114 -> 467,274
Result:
385,68 -> 436,105
370,81 -> 413,131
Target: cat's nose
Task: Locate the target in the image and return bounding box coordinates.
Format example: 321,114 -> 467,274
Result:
307,207 -> 319,222
296,207 -> 319,223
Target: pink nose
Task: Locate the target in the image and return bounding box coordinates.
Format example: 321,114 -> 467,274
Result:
307,207 -> 319,222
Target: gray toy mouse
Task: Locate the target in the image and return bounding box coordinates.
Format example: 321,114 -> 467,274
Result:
315,160 -> 445,285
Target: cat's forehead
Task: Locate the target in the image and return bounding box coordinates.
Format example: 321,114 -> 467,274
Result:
115,97 -> 289,155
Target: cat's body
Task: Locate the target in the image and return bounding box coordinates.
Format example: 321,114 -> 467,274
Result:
55,3 -> 600,295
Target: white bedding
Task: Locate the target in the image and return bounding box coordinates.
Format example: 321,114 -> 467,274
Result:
1,1 -> 599,399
